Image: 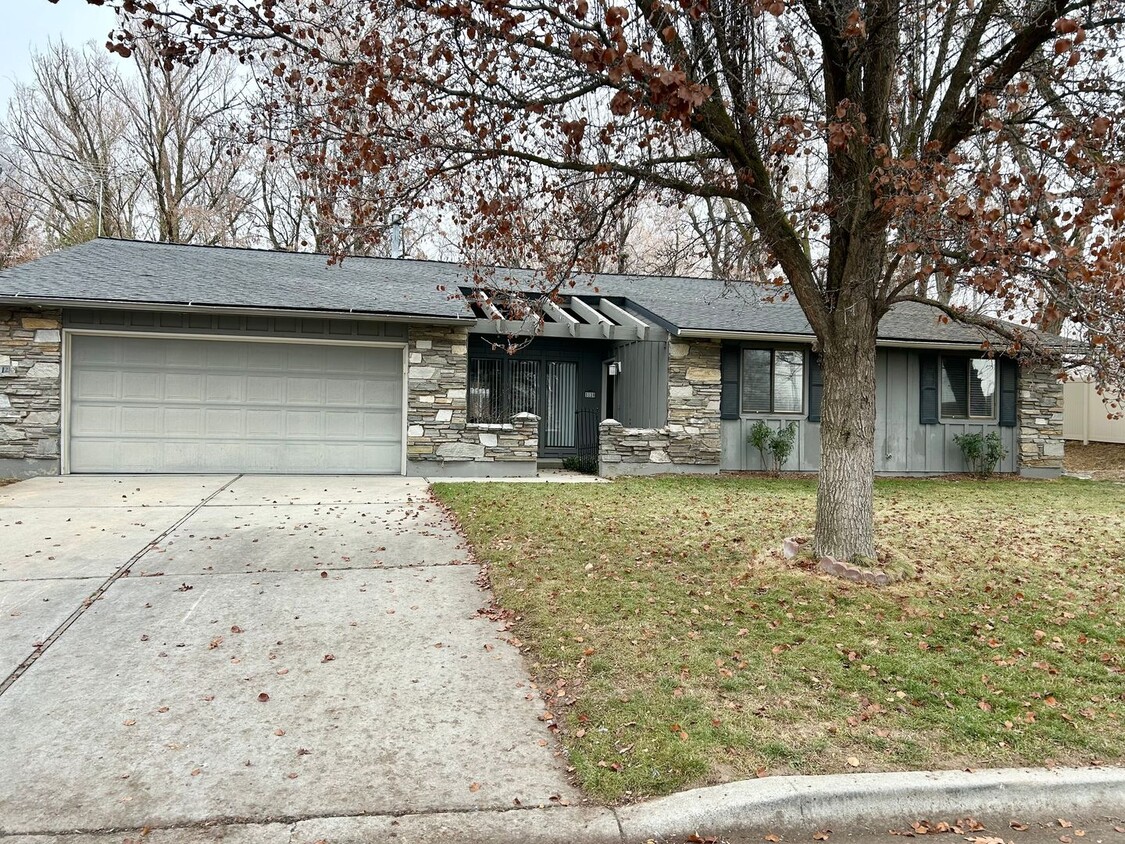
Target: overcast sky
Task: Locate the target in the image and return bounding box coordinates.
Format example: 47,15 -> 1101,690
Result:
0,0 -> 120,106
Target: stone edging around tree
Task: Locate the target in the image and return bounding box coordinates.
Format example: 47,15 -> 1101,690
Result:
781,536 -> 909,587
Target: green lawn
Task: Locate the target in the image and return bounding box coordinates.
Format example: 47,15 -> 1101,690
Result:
433,475 -> 1125,802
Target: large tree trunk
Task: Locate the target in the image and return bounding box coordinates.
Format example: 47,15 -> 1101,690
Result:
814,314 -> 878,562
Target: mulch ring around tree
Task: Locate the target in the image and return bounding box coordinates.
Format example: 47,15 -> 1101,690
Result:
781,536 -> 917,586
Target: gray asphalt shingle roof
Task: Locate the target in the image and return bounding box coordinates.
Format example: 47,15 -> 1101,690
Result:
0,237 -> 1011,346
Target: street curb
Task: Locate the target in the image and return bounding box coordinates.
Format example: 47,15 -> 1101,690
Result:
615,766 -> 1125,841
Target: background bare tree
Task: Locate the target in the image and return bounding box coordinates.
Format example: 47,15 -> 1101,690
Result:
118,43 -> 255,245
2,41 -> 139,245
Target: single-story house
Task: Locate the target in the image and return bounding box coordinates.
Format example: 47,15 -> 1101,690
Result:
0,238 -> 1064,479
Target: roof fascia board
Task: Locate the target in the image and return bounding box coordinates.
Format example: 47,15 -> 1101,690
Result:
0,296 -> 472,325
676,327 -> 995,350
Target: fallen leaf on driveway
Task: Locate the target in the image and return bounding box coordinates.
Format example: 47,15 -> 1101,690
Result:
764,834 -> 781,842
322,654 -> 336,663
1059,820 -> 1074,829
208,636 -> 223,650
122,719 -> 136,726
813,831 -> 831,841
274,728 -> 286,736
1010,822 -> 1030,831
469,782 -> 481,792
257,692 -> 270,702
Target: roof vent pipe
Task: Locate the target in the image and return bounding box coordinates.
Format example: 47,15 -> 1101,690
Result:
389,217 -> 404,259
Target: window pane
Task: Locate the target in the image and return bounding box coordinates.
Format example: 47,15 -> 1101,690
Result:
509,360 -> 539,417
773,350 -> 804,414
941,358 -> 969,418
545,361 -> 577,448
969,359 -> 995,417
742,349 -> 771,413
468,359 -> 505,423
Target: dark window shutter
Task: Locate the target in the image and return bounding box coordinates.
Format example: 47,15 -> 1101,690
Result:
720,343 -> 741,420
999,357 -> 1018,427
919,353 -> 939,424
807,352 -> 823,422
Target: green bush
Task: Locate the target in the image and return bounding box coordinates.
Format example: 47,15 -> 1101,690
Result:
747,420 -> 799,473
562,455 -> 599,475
769,421 -> 798,472
747,420 -> 773,470
953,431 -> 1007,476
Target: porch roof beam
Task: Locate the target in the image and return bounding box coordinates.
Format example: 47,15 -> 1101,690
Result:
598,299 -> 648,340
542,298 -> 578,336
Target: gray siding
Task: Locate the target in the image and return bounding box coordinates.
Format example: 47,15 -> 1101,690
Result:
721,348 -> 1018,474
611,339 -> 667,427
63,308 -> 408,341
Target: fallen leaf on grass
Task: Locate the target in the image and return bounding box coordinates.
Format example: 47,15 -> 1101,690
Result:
686,835 -> 719,844
846,756 -> 860,767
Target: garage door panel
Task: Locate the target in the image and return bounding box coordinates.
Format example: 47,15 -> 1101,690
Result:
120,406 -> 160,434
205,373 -> 244,402
68,335 -> 404,474
245,409 -> 284,437
71,404 -> 117,435
73,370 -> 119,401
121,371 -> 163,400
164,408 -> 203,436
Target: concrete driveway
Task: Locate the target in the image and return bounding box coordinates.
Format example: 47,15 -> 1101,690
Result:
0,475 -> 577,839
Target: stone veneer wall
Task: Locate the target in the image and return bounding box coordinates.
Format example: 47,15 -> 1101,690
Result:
1019,363 -> 1065,477
1,308 -> 62,477
406,324 -> 538,475
599,338 -> 721,475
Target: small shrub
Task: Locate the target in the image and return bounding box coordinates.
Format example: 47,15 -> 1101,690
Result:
747,420 -> 799,473
562,455 -> 599,475
954,431 -> 1007,476
747,420 -> 773,470
768,422 -> 798,472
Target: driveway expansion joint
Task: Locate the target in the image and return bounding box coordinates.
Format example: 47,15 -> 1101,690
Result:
0,475 -> 243,698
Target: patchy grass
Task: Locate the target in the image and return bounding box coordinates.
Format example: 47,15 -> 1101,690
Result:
433,475 -> 1125,803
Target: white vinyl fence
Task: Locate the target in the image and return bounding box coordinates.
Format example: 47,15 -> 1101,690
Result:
1063,379 -> 1125,444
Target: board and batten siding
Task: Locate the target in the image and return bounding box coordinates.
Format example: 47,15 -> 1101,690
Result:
721,347 -> 1018,474
610,338 -> 668,427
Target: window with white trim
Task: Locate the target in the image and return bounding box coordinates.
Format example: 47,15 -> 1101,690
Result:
940,357 -> 996,419
741,348 -> 805,414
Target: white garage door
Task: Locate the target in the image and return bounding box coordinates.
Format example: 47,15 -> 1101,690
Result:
67,333 -> 404,474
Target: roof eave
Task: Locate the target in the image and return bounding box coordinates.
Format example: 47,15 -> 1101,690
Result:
0,295 -> 473,325
674,327 -> 999,350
